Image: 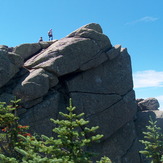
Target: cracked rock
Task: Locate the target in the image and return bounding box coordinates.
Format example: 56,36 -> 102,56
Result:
0,23 -> 162,163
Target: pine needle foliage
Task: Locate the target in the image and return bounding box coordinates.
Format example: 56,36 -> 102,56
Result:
0,99 -> 111,163
139,116 -> 163,163
0,99 -> 30,159
47,98 -> 104,162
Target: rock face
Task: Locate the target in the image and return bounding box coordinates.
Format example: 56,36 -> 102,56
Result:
0,23 -> 162,163
136,98 -> 160,111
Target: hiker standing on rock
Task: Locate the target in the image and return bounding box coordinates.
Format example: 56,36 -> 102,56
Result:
48,29 -> 53,41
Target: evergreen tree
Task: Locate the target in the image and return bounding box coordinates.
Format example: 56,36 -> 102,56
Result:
0,99 -> 111,163
139,116 -> 163,163
0,99 -> 30,159
42,98 -> 104,162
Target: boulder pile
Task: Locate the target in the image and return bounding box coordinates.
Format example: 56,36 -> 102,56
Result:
0,23 -> 162,163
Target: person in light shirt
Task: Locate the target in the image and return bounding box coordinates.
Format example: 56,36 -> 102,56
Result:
48,29 -> 53,41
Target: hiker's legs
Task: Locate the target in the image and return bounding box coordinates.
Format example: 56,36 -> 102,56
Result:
50,36 -> 53,40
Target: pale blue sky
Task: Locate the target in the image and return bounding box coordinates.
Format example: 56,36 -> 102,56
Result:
0,0 -> 163,110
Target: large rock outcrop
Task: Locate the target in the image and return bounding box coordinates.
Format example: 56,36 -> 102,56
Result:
0,23 -> 162,163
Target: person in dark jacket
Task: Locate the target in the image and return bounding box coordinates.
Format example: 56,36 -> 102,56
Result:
38,37 -> 43,42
